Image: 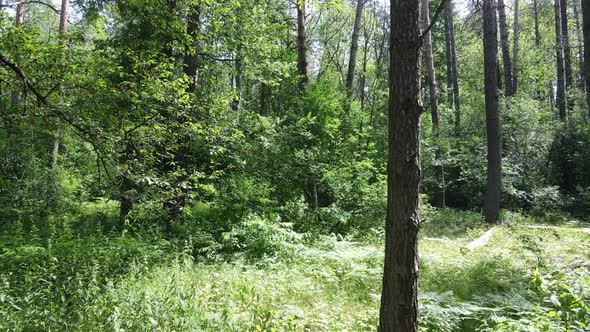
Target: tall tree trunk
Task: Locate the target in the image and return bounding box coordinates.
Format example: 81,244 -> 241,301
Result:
556,0 -> 568,121
513,0 -> 520,94
483,0 -> 502,224
422,0 -> 445,207
232,47 -> 242,112
346,0 -> 364,94
497,0 -> 514,96
297,0 -> 309,90
562,0 -> 574,90
378,0 -> 421,330
574,0 -> 585,91
445,0 -> 460,135
582,0 -> 590,110
163,5 -> 201,227
11,2 -> 25,109
534,0 -> 541,47
51,0 -> 69,170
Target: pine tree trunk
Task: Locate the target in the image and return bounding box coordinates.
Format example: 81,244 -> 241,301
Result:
297,0 -> 309,90
513,0 -> 520,94
422,0 -> 445,208
497,0 -> 514,96
556,0 -> 568,121
378,0 -> 421,329
483,0 -> 502,224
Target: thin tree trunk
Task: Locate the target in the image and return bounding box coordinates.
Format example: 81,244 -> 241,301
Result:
297,0 -> 309,90
51,0 -> 69,170
232,47 -> 242,112
483,0 -> 502,224
445,0 -> 460,135
534,0 -> 541,47
582,0 -> 590,110
422,0 -> 445,207
379,0 -> 421,329
556,0 -> 568,121
573,0 -> 585,91
497,0 -> 514,96
346,0 -> 364,94
513,0 -> 520,94
562,0 -> 574,90
11,2 -> 25,109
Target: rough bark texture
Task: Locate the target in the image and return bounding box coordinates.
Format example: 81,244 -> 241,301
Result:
346,0 -> 364,94
297,0 -> 309,90
556,0 -> 568,121
497,0 -> 513,96
562,0 -> 573,89
422,0 -> 445,207
483,0 -> 502,224
534,0 -> 541,46
378,0 -> 421,330
512,0 -> 520,94
583,0 -> 590,109
444,0 -> 460,135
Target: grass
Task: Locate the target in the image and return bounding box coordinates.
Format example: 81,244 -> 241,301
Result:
1,208 -> 589,331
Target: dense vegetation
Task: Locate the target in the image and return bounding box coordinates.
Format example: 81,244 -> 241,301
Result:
0,0 -> 589,330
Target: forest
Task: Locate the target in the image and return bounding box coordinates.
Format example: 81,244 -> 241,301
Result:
0,0 -> 590,330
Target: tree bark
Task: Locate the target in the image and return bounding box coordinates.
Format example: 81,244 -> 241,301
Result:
422,0 -> 445,207
556,0 -> 568,121
346,0 -> 364,94
297,0 -> 309,90
163,5 -> 202,226
444,0 -> 460,135
15,1 -> 24,26
497,0 -> 514,96
583,0 -> 590,110
51,0 -> 69,170
534,0 -> 541,47
562,0 -> 573,90
573,0 -> 585,91
378,0 -> 421,330
483,0 -> 502,224
512,0 -> 520,94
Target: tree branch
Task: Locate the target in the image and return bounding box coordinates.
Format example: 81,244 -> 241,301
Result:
419,0 -> 449,42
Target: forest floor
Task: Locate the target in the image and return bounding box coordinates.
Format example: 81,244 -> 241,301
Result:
1,208 -> 589,331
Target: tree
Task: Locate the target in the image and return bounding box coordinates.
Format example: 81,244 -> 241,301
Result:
483,0 -> 501,224
50,0 -> 69,170
423,0 -> 445,207
583,0 -> 590,109
378,0 -> 423,329
512,0 -> 520,94
297,0 -> 309,90
346,0 -> 364,94
444,0 -> 460,134
533,0 -> 541,47
497,0 -> 513,96
573,0 -> 585,91
556,0 -> 567,121
562,0 -> 573,91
